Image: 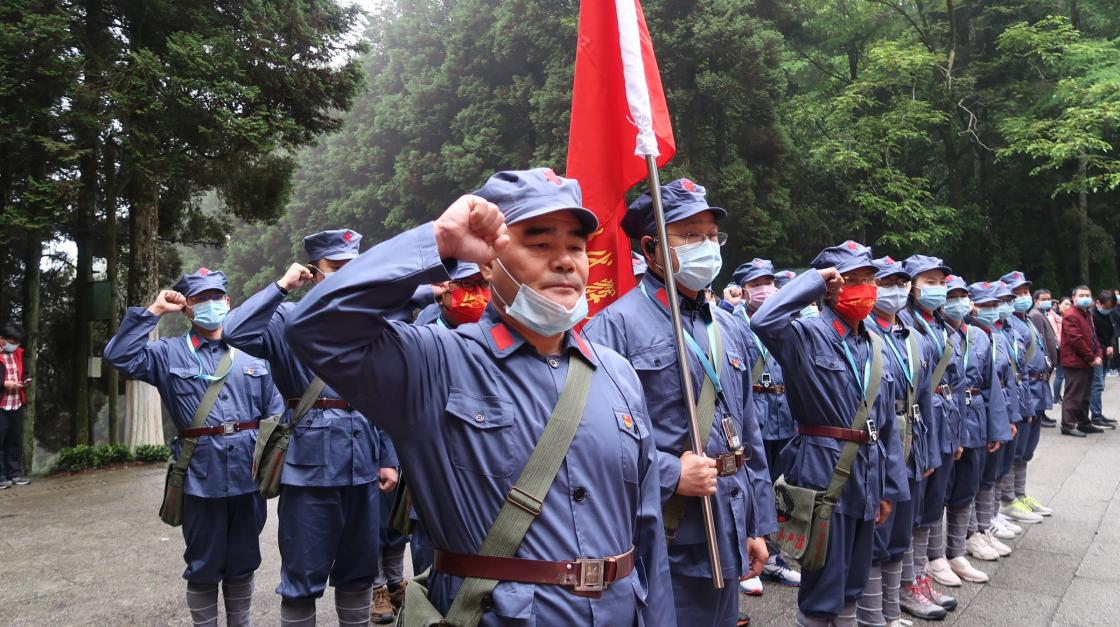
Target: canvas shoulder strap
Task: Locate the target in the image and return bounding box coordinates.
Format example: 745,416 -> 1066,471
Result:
1024,323 -> 1039,365
751,353 -> 766,385
822,333 -> 883,506
442,356 -> 594,627
290,376 -> 327,428
929,335 -> 954,395
174,349 -> 236,473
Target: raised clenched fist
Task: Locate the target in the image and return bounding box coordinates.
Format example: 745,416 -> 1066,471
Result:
434,195 -> 509,266
148,290 -> 187,316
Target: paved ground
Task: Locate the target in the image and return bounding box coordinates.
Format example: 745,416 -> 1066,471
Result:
2,382 -> 1117,626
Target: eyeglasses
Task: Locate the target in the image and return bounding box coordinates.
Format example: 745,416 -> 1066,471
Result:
451,278 -> 488,290
665,232 -> 729,247
186,293 -> 226,305
841,275 -> 877,286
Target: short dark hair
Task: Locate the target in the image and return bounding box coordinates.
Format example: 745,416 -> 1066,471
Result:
1098,290 -> 1117,305
0,322 -> 22,341
1032,288 -> 1051,300
1073,284 -> 1091,296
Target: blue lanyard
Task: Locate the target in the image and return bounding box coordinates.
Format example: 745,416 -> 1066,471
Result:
736,305 -> 770,362
915,310 -> 946,353
961,327 -> 972,374
436,316 -> 450,329
880,326 -> 915,388
639,283 -> 722,394
185,336 -> 235,381
840,339 -> 872,401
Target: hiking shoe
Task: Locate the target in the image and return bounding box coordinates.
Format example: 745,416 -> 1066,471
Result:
1040,416 -> 1057,428
899,581 -> 948,620
739,576 -> 763,596
989,513 -> 1017,539
0,480 -> 10,490
388,581 -> 406,612
984,529 -> 1012,556
371,586 -> 394,624
926,558 -> 961,587
1080,423 -> 1104,434
1062,428 -> 1087,437
966,533 -> 999,561
761,554 -> 801,587
1001,499 -> 1043,524
1091,418 -> 1116,430
11,477 -> 29,486
919,575 -> 958,611
948,556 -> 989,583
1023,495 -> 1053,516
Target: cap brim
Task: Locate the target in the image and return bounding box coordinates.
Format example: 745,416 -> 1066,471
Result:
508,206 -> 600,236
837,261 -> 878,275
322,251 -> 359,261
875,270 -> 912,280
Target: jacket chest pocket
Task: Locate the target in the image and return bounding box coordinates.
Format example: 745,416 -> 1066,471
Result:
445,388 -> 515,478
630,344 -> 679,402
615,408 -> 645,484
168,367 -> 205,400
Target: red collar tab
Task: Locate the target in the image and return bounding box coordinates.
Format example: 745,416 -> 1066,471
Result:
489,323 -> 514,351
875,315 -> 891,330
655,288 -> 670,308
919,309 -> 934,322
572,329 -> 593,361
831,319 -> 848,338
190,333 -> 202,350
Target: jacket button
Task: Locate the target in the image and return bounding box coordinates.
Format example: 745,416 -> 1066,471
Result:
480,593 -> 493,611
731,487 -> 741,497
573,487 -> 587,501
221,394 -> 229,400
228,444 -> 234,451
474,412 -> 485,422
353,430 -> 359,437
654,359 -> 662,367
548,358 -> 560,368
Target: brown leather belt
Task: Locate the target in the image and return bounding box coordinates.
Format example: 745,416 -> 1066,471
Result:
935,384 -> 952,396
798,424 -> 872,443
285,398 -> 352,410
1030,373 -> 1049,381
433,546 -> 635,599
715,450 -> 745,476
965,387 -> 981,395
179,421 -> 259,438
752,384 -> 786,394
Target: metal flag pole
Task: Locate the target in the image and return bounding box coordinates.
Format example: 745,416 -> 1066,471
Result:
644,154 -> 724,589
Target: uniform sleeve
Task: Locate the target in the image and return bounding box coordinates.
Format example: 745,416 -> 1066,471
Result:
379,429 -> 399,468
103,308 -> 170,386
630,380 -> 676,625
223,282 -> 287,360
750,270 -> 825,373
875,346 -> 910,505
261,371 -> 284,419
583,312 -> 683,503
284,222 -> 454,435
983,335 -> 1013,442
733,325 -> 776,536
917,339 -> 940,472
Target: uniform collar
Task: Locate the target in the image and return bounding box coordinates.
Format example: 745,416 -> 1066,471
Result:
472,305 -> 597,366
188,330 -> 224,350
641,271 -> 710,315
822,304 -> 866,339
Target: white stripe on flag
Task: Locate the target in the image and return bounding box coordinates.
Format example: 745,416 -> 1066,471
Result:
614,0 -> 659,157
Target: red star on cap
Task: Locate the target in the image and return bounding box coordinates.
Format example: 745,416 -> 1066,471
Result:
681,179 -> 697,192
846,241 -> 859,251
983,282 -> 991,288
753,259 -> 763,266
198,267 -> 210,276
1014,272 -> 1022,279
343,231 -> 352,242
947,275 -> 956,281
884,256 -> 895,264
541,168 -> 563,186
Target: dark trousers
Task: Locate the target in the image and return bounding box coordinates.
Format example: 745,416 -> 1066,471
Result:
0,406 -> 24,480
1061,366 -> 1093,431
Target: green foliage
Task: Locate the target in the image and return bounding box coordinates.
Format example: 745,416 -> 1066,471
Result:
56,443 -> 169,472
133,444 -> 172,463
92,444 -> 132,468
57,445 -> 97,473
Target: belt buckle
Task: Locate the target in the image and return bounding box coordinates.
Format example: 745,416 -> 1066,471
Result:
221,421 -> 236,435
574,558 -> 606,592
964,390 -> 973,406
760,372 -> 772,387
866,418 -> 879,443
717,453 -> 739,477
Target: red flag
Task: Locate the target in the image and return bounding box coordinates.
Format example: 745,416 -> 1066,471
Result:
566,0 -> 675,316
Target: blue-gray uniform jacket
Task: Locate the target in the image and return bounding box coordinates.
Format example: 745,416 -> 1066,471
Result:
1006,315 -> 1042,418
865,314 -> 938,479
414,301 -> 441,326
283,222 -> 674,626
104,309 -> 285,497
750,271 -> 909,520
732,304 -> 796,442
900,308 -> 963,455
223,282 -> 384,486
583,272 -> 776,580
1017,312 -> 1053,413
957,323 -> 1012,447
993,323 -> 1024,426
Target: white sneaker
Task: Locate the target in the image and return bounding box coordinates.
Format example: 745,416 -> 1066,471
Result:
1001,499 -> 1044,524
739,575 -> 763,596
997,513 -> 1024,535
990,514 -> 1017,539
949,556 -> 990,583
984,529 -> 1012,556
926,557 -> 962,587
966,533 -> 1000,561
761,554 -> 801,586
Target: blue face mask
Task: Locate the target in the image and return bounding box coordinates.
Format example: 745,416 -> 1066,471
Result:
493,258 -> 588,337
975,307 -> 1001,327
800,304 -> 820,318
875,285 -> 909,314
1100,306 -> 1116,316
997,302 -> 1013,320
672,240 -> 723,292
916,285 -> 947,311
191,299 -> 229,330
1037,300 -> 1053,312
1,342 -> 17,353
1013,295 -> 1032,313
943,297 -> 971,321
1076,296 -> 1093,309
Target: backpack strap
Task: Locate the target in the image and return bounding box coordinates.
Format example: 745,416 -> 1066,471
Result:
290,376 -> 327,428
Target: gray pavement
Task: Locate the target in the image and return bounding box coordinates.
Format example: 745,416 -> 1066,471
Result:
1,381 -> 1117,625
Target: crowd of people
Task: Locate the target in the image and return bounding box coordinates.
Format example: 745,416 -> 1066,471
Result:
98,167 -> 1118,627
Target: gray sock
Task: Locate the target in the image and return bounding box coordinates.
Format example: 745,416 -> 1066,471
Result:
1014,461 -> 1028,498
335,586 -> 373,626
186,582 -> 219,627
881,560 -> 902,622
901,545 -> 916,585
999,471 -> 1016,504
837,600 -> 859,627
795,611 -> 831,627
976,487 -> 996,530
222,576 -> 254,627
927,518 -> 945,561
911,527 -> 930,576
280,597 -> 316,627
857,563 -> 885,627
946,506 -> 971,559
968,501 -> 978,534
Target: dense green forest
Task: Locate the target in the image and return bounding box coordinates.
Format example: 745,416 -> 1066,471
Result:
3,0 -> 1119,466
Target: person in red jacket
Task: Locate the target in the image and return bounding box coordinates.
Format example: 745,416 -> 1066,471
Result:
0,322 -> 30,488
1060,286 -> 1105,436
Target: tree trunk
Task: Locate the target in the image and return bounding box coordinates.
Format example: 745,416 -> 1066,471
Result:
21,232 -> 41,474
123,171 -> 164,447
72,122 -> 96,446
1078,154 -> 1089,282
104,138 -> 120,445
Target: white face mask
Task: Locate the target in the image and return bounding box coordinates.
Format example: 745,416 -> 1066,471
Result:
492,258 -> 588,337
672,240 -> 723,291
875,285 -> 909,314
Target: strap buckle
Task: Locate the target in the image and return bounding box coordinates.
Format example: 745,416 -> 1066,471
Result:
865,418 -> 878,443
221,421 -> 236,435
964,390 -> 973,406
505,485 -> 543,517
760,372 -> 772,387
574,558 -> 606,592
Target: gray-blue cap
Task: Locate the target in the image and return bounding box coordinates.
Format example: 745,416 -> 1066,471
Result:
999,270 -> 1031,291
995,282 -> 1013,299
472,168 -> 599,236
173,268 -> 228,298
873,255 -> 911,280
621,178 -> 728,238
810,240 -> 876,275
903,254 -> 952,279
968,281 -> 1001,304
731,258 -> 775,286
775,270 -> 797,289
631,250 -> 648,277
304,229 -> 362,262
947,274 -> 968,293
450,262 -> 482,281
